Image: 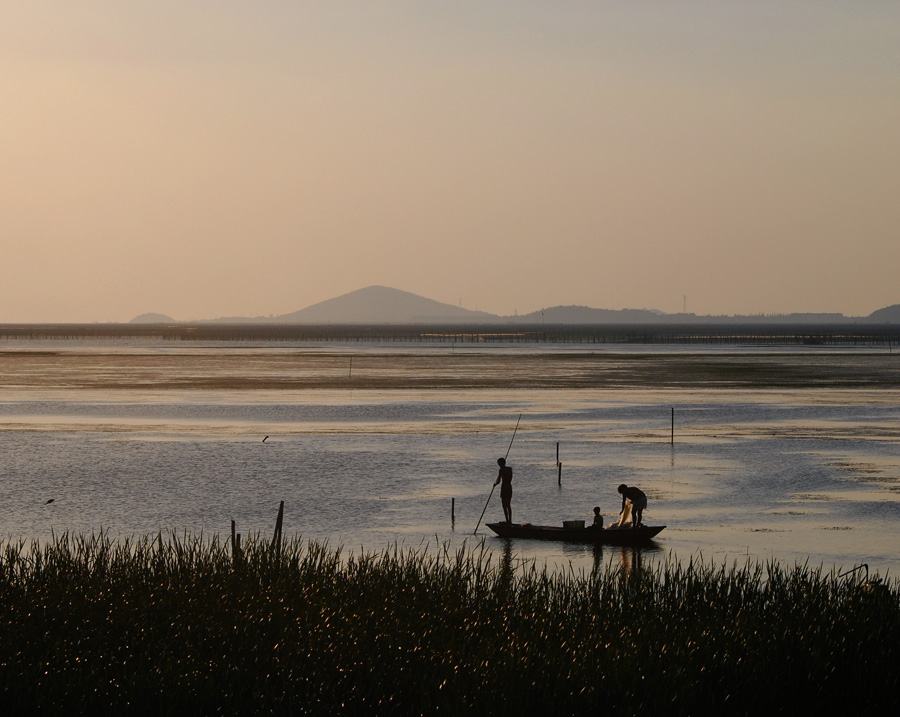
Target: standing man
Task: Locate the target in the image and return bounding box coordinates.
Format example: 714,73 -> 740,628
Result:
617,484 -> 647,527
494,457 -> 513,524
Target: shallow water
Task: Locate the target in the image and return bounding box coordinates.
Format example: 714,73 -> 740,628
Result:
1,341 -> 899,579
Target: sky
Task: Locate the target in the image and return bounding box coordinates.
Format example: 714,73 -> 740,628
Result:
2,1 -> 899,322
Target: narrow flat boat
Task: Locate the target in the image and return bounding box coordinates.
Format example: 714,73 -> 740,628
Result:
486,522 -> 665,546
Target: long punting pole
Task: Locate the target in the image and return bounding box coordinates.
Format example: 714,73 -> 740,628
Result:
473,484 -> 496,536
473,414 -> 522,535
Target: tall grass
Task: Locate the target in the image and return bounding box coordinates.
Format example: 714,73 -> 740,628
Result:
1,533 -> 898,713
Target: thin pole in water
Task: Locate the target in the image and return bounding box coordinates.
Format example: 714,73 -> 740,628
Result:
231,520 -> 241,566
473,413 -> 522,535
272,500 -> 284,550
557,442 -> 562,485
671,407 -> 675,445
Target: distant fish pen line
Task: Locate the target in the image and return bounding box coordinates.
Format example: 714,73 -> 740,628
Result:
1,323 -> 899,347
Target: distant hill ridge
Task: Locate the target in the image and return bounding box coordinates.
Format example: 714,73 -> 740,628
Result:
131,286 -> 900,324
274,286 -> 495,324
868,304 -> 900,323
130,312 -> 175,324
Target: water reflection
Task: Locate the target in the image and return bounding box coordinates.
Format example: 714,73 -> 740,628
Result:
499,538 -> 513,581
590,542 -> 664,579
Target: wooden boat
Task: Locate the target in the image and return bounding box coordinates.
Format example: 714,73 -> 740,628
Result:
486,522 -> 665,545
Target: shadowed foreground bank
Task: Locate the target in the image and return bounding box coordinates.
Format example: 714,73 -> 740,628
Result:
1,534 -> 898,713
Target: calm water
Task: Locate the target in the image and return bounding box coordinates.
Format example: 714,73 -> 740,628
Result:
2,341 -> 899,579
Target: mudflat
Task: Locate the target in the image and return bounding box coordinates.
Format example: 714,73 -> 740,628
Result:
1,348 -> 898,391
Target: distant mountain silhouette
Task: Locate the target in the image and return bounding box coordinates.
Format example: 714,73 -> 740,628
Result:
867,304 -> 900,323
513,305 -> 664,324
130,313 -> 175,323
132,288 -> 900,325
271,286 -> 497,324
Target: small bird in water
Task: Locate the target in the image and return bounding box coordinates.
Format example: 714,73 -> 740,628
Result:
45,499 -> 54,504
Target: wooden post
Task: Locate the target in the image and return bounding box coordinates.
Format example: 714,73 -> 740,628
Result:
671,407 -> 674,445
232,520 -> 242,567
556,442 -> 562,484
451,497 -> 455,525
272,500 -> 284,551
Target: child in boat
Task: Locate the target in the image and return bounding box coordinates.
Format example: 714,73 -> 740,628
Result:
587,506 -> 603,529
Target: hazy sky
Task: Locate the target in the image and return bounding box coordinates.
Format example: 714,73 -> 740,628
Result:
3,1 -> 898,322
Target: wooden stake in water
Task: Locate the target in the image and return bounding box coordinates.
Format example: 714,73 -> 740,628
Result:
671,407 -> 675,445
231,520 -> 242,566
272,500 -> 284,551
557,442 -> 562,485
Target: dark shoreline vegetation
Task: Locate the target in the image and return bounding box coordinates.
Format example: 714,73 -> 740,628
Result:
1,321 -> 900,347
2,534 -> 898,713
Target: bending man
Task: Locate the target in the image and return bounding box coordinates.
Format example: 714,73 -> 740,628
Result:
617,484 -> 647,527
